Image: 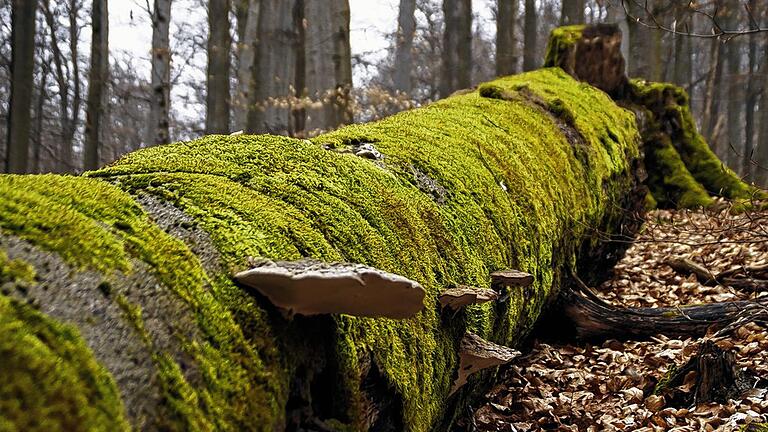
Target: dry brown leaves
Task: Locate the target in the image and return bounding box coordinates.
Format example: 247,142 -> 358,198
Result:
471,204 -> 768,431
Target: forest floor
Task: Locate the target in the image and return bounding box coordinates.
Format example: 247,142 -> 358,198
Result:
469,203 -> 768,431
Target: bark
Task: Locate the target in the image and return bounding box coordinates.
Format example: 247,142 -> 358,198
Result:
440,0 -> 472,97
148,0 -> 172,145
495,0 -> 517,76
394,0 -> 417,93
759,40 -> 768,187
522,0 -> 537,71
205,0 -> 232,135
551,275 -> 768,341
560,0 -> 584,25
33,67 -> 49,173
42,0 -> 81,172
742,0 -> 759,181
725,1 -> 742,171
702,39 -> 723,146
233,0 -> 260,132
303,0 -> 353,134
84,0 -> 109,171
5,0 -> 36,173
248,0 -> 300,134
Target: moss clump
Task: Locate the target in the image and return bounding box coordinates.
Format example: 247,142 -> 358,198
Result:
0,250 -> 35,285
643,131 -> 714,208
86,67 -> 639,430
0,294 -> 129,431
0,175 -> 284,431
628,80 -> 760,203
543,25 -> 585,68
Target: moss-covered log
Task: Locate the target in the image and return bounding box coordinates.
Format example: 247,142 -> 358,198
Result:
0,67 -> 644,430
545,24 -> 762,209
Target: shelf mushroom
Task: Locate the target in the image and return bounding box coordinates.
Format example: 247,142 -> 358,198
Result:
234,259 -> 426,319
439,285 -> 499,311
490,270 -> 534,289
451,333 -> 520,394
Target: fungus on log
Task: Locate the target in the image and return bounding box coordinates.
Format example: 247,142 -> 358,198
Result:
450,333 -> 520,395
438,286 -> 499,311
234,259 -> 425,318
490,270 -> 534,289
0,22 -> 757,431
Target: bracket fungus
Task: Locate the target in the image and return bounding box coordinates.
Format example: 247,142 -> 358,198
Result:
451,333 -> 520,394
438,285 -> 499,311
234,259 -> 425,318
490,270 -> 534,289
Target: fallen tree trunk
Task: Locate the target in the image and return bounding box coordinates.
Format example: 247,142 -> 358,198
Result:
0,25 -> 752,432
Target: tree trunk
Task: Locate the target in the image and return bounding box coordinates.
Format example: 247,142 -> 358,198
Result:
742,0 -> 759,181
495,0 -> 517,76
233,0 -> 260,132
205,0 -> 232,135
248,0 -> 300,134
560,0 -> 584,25
33,67 -> 49,173
0,23 -> 757,432
303,0 -> 353,134
759,41 -> 768,187
5,0 -> 36,174
522,0 -> 537,71
394,0 -> 417,93
440,0 -> 472,97
84,0 -> 109,171
149,0 -> 172,145
725,1 -> 742,172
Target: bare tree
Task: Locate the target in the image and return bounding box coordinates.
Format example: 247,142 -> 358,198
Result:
394,0 -> 417,93
5,0 -> 36,173
148,0 -> 172,145
84,0 -> 108,171
522,0 -> 536,71
205,0 -> 231,134
561,0 -> 585,25
42,0 -> 83,172
233,0 -> 260,131
440,0 -> 472,97
496,0 -> 517,76
248,0 -> 300,134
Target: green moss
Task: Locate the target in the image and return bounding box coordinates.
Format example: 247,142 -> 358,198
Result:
543,25 -> 585,68
83,67 -> 640,430
0,175 -> 284,431
0,250 -> 35,285
0,294 -> 129,431
644,132 -> 714,208
629,80 -> 759,202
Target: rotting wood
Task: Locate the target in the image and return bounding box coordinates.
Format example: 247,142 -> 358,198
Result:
551,271 -> 768,341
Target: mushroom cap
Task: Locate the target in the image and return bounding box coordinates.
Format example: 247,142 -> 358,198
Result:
234,259 -> 426,319
490,270 -> 534,288
451,333 -> 520,394
439,286 -> 499,310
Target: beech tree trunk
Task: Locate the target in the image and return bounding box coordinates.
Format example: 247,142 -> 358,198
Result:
522,0 -> 537,71
303,0 -> 353,134
496,0 -> 517,76
5,0 -> 36,174
205,0 -> 232,135
560,0 -> 584,25
84,0 -> 109,171
440,0 -> 472,97
394,0 -> 417,93
234,0 -> 260,132
759,41 -> 768,187
149,0 -> 172,145
248,0 -> 300,134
